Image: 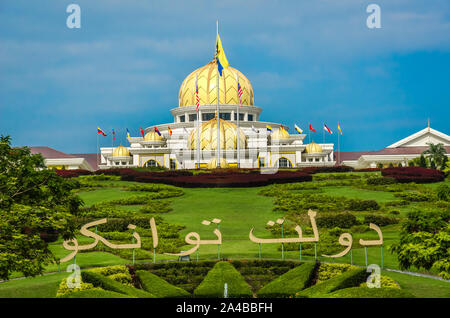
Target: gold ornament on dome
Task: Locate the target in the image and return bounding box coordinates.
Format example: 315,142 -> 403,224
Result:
305,141 -> 323,154
272,126 -> 290,139
189,117 -> 247,150
112,145 -> 130,157
144,130 -> 165,141
178,61 -> 254,107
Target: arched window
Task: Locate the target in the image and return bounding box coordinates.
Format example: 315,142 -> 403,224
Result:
144,159 -> 159,167
277,157 -> 292,168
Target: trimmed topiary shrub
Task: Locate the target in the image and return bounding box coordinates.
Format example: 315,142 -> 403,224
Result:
257,262 -> 317,298
325,287 -> 414,298
296,268 -> 369,298
58,289 -> 132,298
81,271 -> 155,298
382,167 -> 444,183
316,213 -> 358,229
137,270 -> 191,298
193,262 -> 253,298
363,214 -> 399,226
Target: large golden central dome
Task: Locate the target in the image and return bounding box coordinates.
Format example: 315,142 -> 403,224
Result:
179,61 -> 254,107
189,117 -> 247,150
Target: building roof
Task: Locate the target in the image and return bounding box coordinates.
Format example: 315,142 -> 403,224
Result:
71,153 -> 100,170
29,146 -> 76,159
334,151 -> 373,164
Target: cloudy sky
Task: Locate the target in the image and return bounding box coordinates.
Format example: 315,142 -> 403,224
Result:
1,0 -> 449,153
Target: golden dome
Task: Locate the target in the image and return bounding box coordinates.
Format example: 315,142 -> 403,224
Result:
112,145 -> 130,157
272,126 -> 290,139
144,130 -> 165,141
305,142 -> 323,154
179,61 -> 254,107
207,157 -> 229,169
189,117 -> 247,150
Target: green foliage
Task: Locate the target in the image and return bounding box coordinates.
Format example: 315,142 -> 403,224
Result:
360,275 -> 400,289
296,268 -> 369,298
436,184 -> 450,201
0,136 -> 80,280
316,263 -> 359,284
316,213 -> 358,229
55,278 -> 97,297
194,262 -> 253,298
366,177 -> 396,185
58,288 -> 132,298
81,270 -> 154,298
325,287 -> 414,298
257,262 -> 317,298
363,214 -> 399,226
423,143 -> 447,170
137,270 -> 191,298
390,209 -> 450,279
394,191 -> 435,202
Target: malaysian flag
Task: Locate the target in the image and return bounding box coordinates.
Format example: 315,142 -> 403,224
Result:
195,79 -> 200,112
237,81 -> 243,106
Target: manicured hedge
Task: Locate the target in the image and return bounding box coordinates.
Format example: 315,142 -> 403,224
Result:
59,289 -> 132,298
55,169 -> 93,178
257,262 -> 317,298
81,271 -> 155,298
193,262 -> 253,298
137,270 -> 191,298
296,268 -> 369,298
301,166 -> 354,174
325,286 -> 414,298
382,167 -> 445,183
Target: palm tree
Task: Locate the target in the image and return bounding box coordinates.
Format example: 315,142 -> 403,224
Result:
422,143 -> 446,169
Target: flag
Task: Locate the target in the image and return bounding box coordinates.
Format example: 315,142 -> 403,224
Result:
112,129 -> 115,140
216,34 -> 229,76
237,81 -> 243,106
251,125 -> 260,133
97,127 -> 107,136
309,124 -> 316,133
140,127 -> 145,138
266,125 -> 272,133
195,80 -> 200,112
126,128 -> 131,139
338,123 -> 343,135
154,127 -> 161,136
324,124 -> 333,134
294,124 -> 303,134
168,126 -> 173,136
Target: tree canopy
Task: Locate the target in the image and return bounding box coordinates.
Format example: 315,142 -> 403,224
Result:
0,135 -> 82,280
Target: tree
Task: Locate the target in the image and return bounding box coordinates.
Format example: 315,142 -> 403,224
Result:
418,154 -> 428,168
0,136 -> 81,280
423,143 -> 446,170
390,209 -> 450,280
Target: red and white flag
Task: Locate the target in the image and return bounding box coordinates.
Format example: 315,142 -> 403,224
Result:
323,124 -> 333,134
237,81 -> 243,106
196,79 -> 200,112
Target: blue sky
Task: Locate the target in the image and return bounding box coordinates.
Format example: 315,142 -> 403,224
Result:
1,0 -> 449,153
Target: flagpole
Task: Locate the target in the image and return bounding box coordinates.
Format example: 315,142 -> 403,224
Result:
236,72 -> 240,168
323,123 -> 325,144
309,124 -> 311,144
196,73 -> 200,169
338,125 -> 340,165
216,20 -> 220,167
97,129 -> 99,168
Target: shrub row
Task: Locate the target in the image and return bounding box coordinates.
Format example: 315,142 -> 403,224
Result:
301,166 -> 354,174
382,167 -> 445,183
137,270 -> 191,298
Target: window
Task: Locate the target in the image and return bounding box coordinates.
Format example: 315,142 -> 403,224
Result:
219,113 -> 230,120
278,157 -> 292,168
315,158 -> 320,162
202,113 -> 215,121
258,157 -> 265,168
189,114 -> 197,122
115,162 -> 119,165
234,113 -> 244,121
179,115 -> 185,123
247,114 -> 254,121
170,159 -> 176,170
144,159 -> 159,167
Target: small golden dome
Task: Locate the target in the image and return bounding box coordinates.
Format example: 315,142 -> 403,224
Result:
112,145 -> 130,157
144,130 -> 165,141
178,61 -> 254,107
272,126 -> 290,139
305,142 -> 323,154
207,157 -> 229,169
189,117 -> 247,150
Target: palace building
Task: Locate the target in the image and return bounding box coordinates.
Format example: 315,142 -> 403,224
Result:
98,59 -> 336,170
